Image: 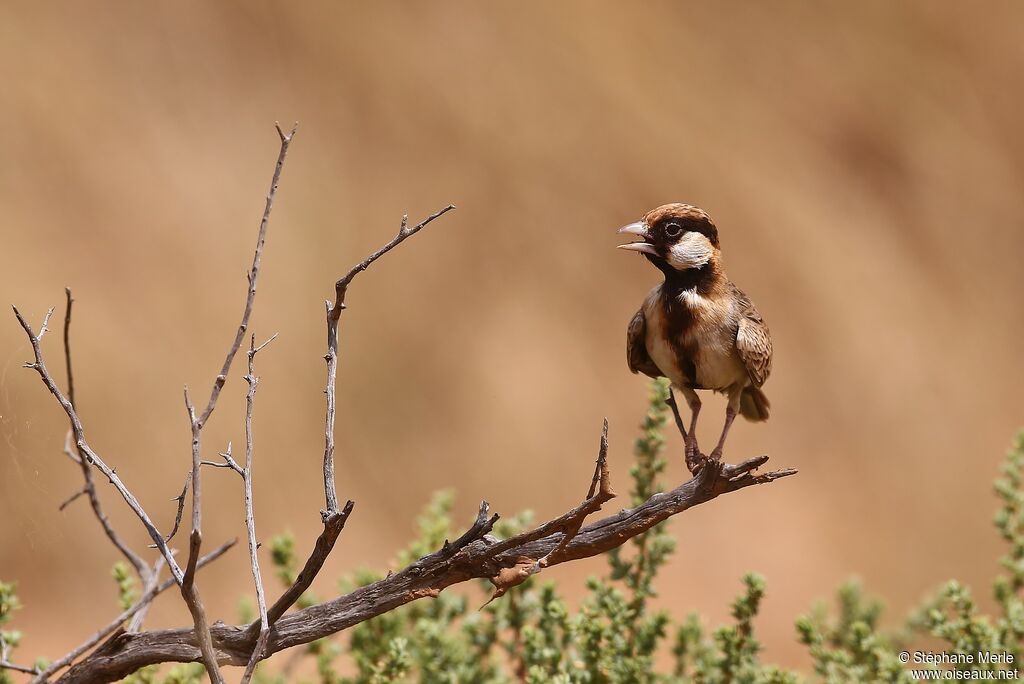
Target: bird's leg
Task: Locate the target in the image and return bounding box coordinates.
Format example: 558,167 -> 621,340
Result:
708,391 -> 742,462
665,388 -> 688,441
678,386 -> 703,473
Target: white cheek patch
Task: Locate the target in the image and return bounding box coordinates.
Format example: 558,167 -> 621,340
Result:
666,232 -> 713,270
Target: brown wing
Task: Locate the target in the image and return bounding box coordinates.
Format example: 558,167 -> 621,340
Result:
730,283 -> 773,387
627,309 -> 663,379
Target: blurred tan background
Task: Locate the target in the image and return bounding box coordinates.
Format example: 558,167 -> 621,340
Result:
2,0 -> 1023,676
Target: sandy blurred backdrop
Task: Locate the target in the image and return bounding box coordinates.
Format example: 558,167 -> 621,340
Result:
2,0 -> 1023,676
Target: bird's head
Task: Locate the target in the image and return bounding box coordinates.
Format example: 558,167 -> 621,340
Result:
617,203 -> 720,274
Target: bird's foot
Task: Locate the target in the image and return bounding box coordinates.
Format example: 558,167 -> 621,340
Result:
708,446 -> 724,462
684,442 -> 705,475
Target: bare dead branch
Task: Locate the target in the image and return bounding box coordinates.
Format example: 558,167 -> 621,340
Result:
177,388 -> 222,684
156,473 -> 191,548
60,288 -> 150,579
0,661 -> 40,676
62,289 -> 76,407
210,444 -> 245,476
441,500 -> 499,559
61,430 -> 82,464
126,556 -> 167,634
183,389 -> 203,588
167,125 -> 296,684
321,204 -> 456,514
13,306 -> 183,583
57,486 -> 87,511
251,332 -> 278,356
260,206 -> 456,628
264,502 -> 354,625
1,634 -> 40,675
35,307 -> 55,342
199,459 -> 241,472
239,335 -> 275,684
30,540 -> 235,684
196,122 -> 296,428
55,447 -> 795,684
537,418 -> 615,567
481,419 -> 614,569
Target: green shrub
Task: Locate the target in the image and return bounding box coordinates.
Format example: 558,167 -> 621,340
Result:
3,388 -> 1022,683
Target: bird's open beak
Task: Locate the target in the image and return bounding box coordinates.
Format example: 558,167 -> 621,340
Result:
616,222 -> 657,255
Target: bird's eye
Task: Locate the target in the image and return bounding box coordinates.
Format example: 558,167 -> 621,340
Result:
664,223 -> 683,238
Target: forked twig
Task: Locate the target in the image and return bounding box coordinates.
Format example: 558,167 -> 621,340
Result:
13,307 -> 182,581
483,419 -> 616,602
264,205 -> 455,627
28,540 -> 236,684
176,122 -> 296,684
321,204 -> 455,514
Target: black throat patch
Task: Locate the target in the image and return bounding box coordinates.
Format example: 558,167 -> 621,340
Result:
657,264 -> 717,389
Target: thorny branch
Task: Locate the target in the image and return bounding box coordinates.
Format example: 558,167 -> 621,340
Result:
59,287 -> 156,617
10,124 -> 297,683
13,306 -> 183,579
195,122 -> 297,428
55,449 -> 795,684
322,204 -> 455,514
175,122 -> 296,684
262,204 -> 457,630
483,419 -> 616,604
240,335 -> 275,684
180,387 -> 222,684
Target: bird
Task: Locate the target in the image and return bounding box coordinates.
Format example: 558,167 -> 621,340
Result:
617,203 -> 772,472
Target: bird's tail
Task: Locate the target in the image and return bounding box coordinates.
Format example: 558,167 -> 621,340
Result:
740,386 -> 770,422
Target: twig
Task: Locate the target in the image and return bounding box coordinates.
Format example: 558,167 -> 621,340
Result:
30,540 -> 235,684
322,204 -> 455,514
156,473 -> 191,548
264,205 -> 455,625
173,124 -> 295,684
13,306 -> 182,582
126,556 -> 166,634
240,335 -> 275,684
196,123 -> 296,428
537,418 -> 616,567
63,289 -> 76,407
36,307 -> 55,341
199,459 -> 242,473
57,486 -> 87,511
0,661 -> 40,676
1,634 -> 40,675
264,501 -> 354,625
440,501 -> 499,560
61,431 -> 82,464
482,419 -> 614,566
481,420 -> 615,605
60,288 -> 150,579
180,388 -> 222,684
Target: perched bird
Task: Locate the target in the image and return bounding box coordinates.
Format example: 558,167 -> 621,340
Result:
618,203 -> 772,472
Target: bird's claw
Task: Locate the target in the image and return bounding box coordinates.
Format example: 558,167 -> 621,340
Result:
684,443 -> 705,475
